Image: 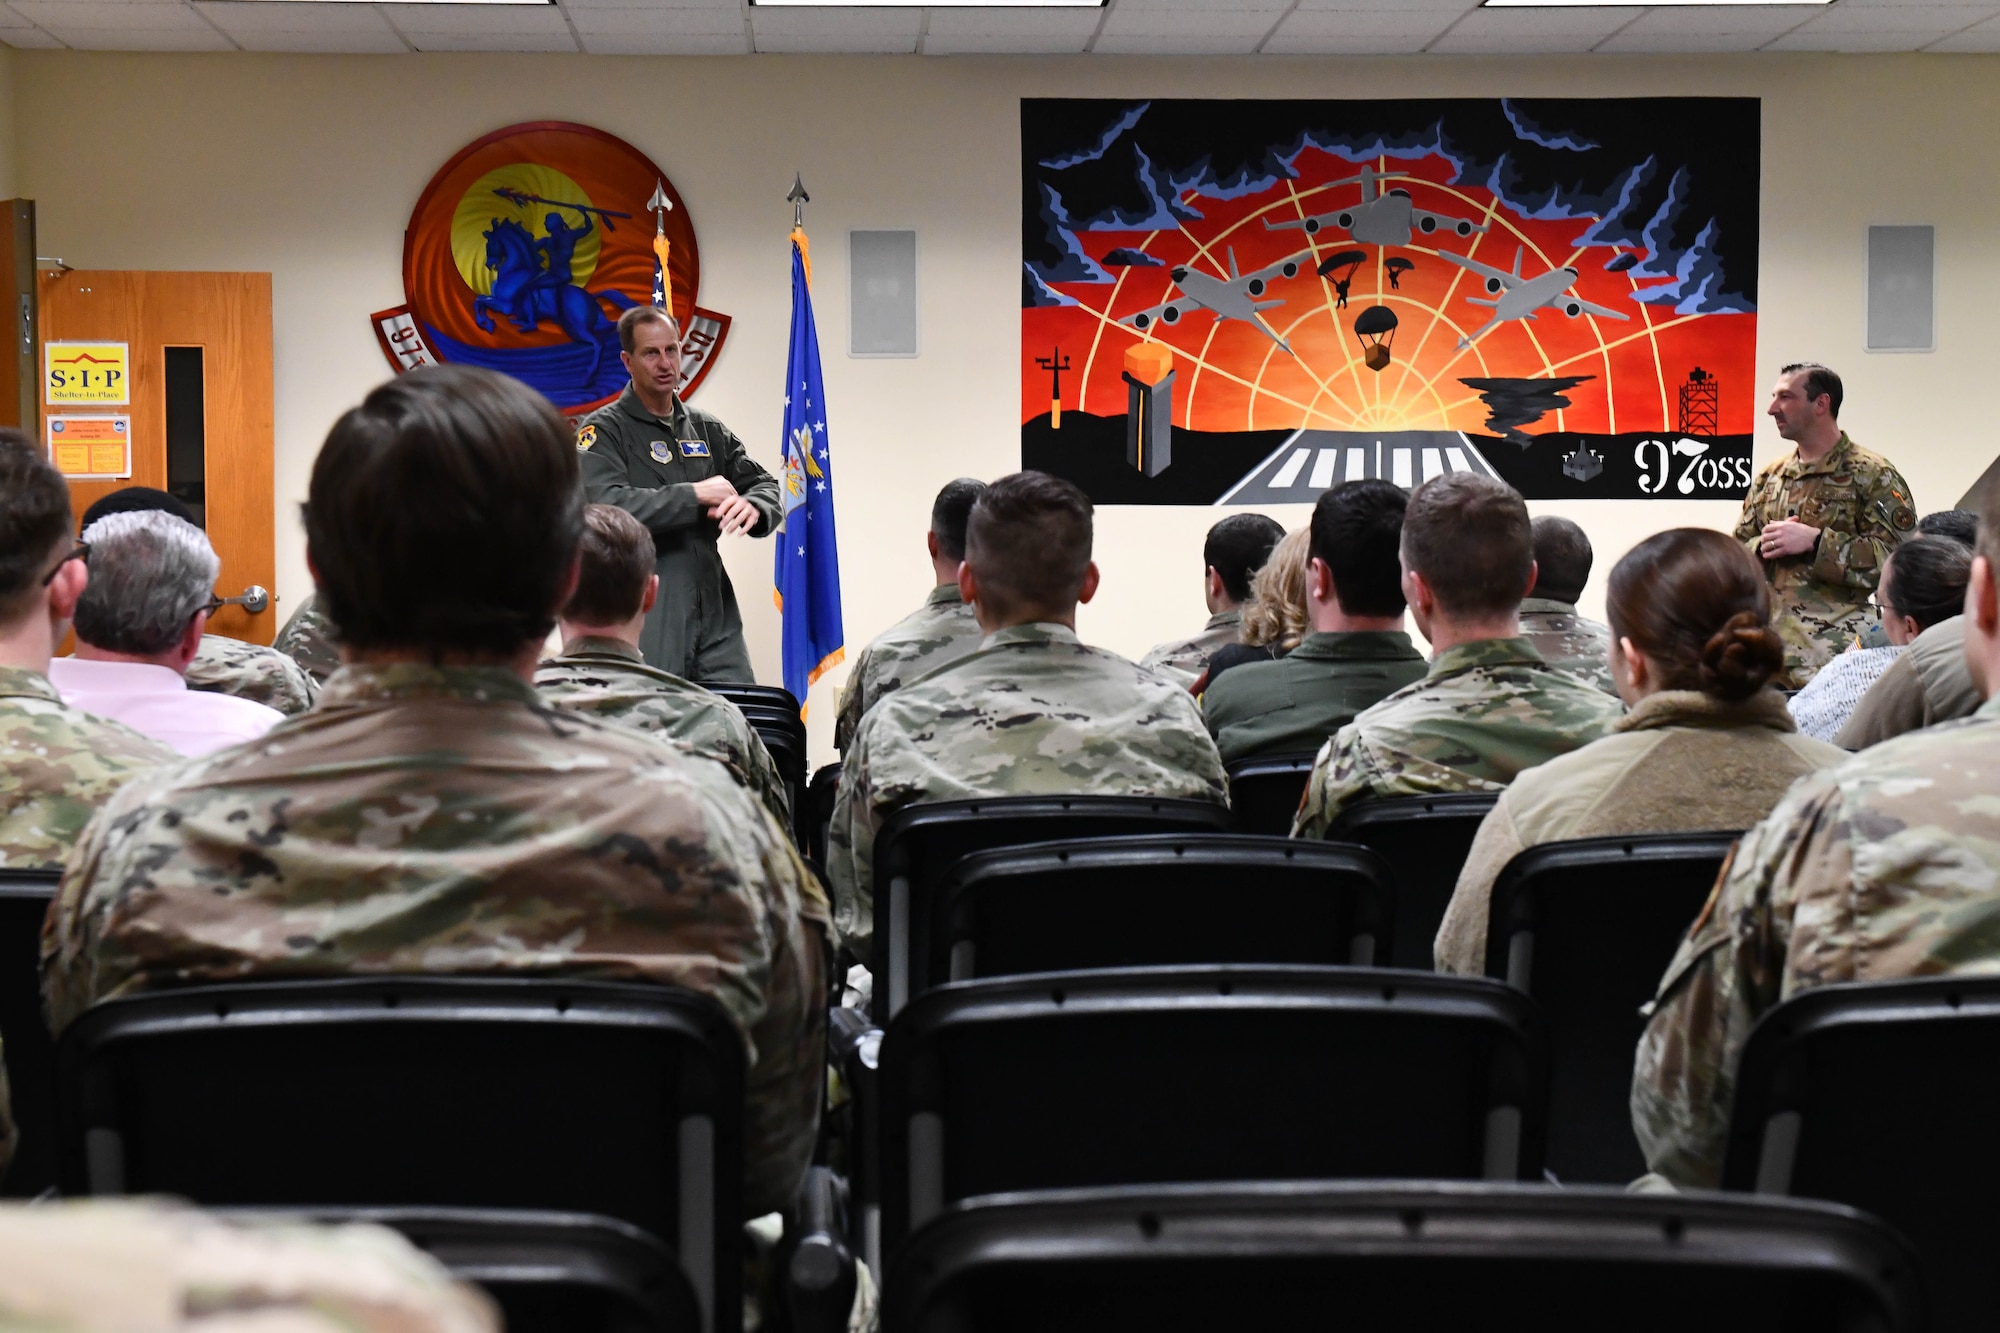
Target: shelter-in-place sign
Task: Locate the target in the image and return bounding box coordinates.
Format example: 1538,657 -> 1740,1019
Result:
45,342 -> 129,405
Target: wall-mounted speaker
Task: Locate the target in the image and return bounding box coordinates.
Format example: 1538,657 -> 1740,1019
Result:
850,229 -> 918,358
1866,224 -> 1934,353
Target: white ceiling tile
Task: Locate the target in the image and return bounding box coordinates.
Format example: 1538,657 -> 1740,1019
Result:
0,7 -> 33,27
568,6 -> 739,33
399,30 -> 577,49
1429,5 -> 1641,38
48,23 -> 234,47
1605,5 -> 1811,38
1263,29 -> 1437,53
1800,3 -> 1998,32
1265,7 -> 1455,41
1765,28 -> 1965,49
751,7 -> 918,52
1094,29 -> 1272,52
924,29 -> 1090,52
389,4 -> 570,32
1293,0 -> 1469,9
1098,7 -> 1284,37
12,1 -> 209,31
196,1 -> 399,32
579,28 -> 743,49
1927,15 -> 2000,48
234,27 -> 406,48
563,0 -> 736,12
0,23 -> 62,42
1597,28 -> 1789,51
924,6 -> 1096,35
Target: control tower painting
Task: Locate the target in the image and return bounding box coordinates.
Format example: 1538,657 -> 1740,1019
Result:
1021,98 -> 1760,504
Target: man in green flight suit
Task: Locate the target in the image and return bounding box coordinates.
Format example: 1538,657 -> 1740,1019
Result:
575,307 -> 781,682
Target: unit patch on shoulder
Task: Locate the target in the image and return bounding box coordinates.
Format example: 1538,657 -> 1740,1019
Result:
680,438 -> 711,458
575,423 -> 596,452
650,440 -> 674,464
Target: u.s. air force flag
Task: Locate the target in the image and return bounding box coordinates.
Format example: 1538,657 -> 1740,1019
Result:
774,229 -> 844,716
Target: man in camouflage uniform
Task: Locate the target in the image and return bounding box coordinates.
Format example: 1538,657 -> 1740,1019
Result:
1520,515 -> 1616,694
1736,363 -> 1916,687
42,368 -> 828,1218
536,503 -> 792,827
1139,513 -> 1284,686
833,477 -> 987,756
1293,473 -> 1623,840
272,591 -> 341,683
576,308 -> 781,683
1634,490 -> 2000,1188
830,471 -> 1228,962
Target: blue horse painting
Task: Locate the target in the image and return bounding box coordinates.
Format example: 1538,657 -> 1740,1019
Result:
472,217 -> 635,390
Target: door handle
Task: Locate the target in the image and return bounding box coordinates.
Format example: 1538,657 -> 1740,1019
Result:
214,586 -> 271,615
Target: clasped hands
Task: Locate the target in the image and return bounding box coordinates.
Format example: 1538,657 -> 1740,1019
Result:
692,476 -> 758,536
1758,518 -> 1819,561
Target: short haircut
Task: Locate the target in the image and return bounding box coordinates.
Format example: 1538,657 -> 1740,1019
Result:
1781,361 -> 1843,419
1883,535 -> 1972,632
1400,473 -> 1533,619
565,503 -> 657,626
79,486 -> 197,533
1917,509 -> 1978,547
617,306 -> 678,356
964,470 -> 1093,619
930,478 -> 986,562
73,510 -> 219,656
1310,480 -> 1408,618
305,365 -> 585,659
0,429 -> 73,626
1529,515 -> 1593,605
1204,513 -> 1285,603
1607,528 -> 1782,702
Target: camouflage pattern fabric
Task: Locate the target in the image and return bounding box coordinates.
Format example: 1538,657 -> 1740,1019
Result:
1291,637 -> 1626,839
0,665 -> 174,871
829,623 -> 1229,962
1734,433 -> 1916,686
42,663 -> 829,1218
535,635 -> 793,825
185,635 -> 318,716
1632,696 -> 2000,1189
832,585 -> 984,755
0,1199 -> 497,1332
1139,609 -> 1243,686
1518,598 -> 1617,694
272,593 -> 342,685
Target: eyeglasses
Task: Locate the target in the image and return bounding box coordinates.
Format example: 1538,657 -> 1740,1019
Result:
38,541 -> 87,586
200,595 -> 226,617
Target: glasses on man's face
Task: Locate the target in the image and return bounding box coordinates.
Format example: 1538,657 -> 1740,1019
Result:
200,595 -> 226,617
38,541 -> 87,587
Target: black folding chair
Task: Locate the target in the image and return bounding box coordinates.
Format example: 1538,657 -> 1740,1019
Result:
707,683 -> 803,719
1724,975 -> 2000,1332
806,763 -> 842,868
0,868 -> 59,1198
57,977 -> 745,1333
1328,792 -> 1501,970
1223,753 -> 1318,835
883,1181 -> 1923,1333
877,965 -> 1546,1252
1484,833 -> 1738,1183
870,796 -> 1232,1018
912,834 -> 1393,1005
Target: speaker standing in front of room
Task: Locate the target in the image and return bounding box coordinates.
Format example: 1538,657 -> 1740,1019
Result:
850,230 -> 918,358
1867,225 -> 1934,353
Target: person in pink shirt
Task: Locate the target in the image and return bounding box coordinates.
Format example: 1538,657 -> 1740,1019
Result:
48,510 -> 282,757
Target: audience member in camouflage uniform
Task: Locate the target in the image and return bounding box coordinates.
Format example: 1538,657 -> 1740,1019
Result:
536,504 -> 792,825
273,591 -> 342,684
0,1199 -> 497,1333
1736,363 -> 1915,686
833,477 -> 987,756
42,368 -> 828,1217
1203,481 -> 1426,765
1293,473 -> 1623,839
1634,495 -> 2000,1188
1519,515 -> 1616,694
831,471 -> 1228,961
1139,512 -> 1284,686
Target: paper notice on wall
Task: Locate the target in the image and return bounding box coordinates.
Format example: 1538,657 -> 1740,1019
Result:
48,415 -> 132,479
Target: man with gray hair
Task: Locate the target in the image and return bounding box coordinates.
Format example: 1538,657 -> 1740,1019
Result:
48,510 -> 283,756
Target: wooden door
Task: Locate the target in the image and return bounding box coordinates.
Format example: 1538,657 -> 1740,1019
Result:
37,271 -> 276,644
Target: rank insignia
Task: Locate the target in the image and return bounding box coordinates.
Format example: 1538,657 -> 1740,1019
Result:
680,438 -> 711,458
575,423 -> 596,452
650,440 -> 674,464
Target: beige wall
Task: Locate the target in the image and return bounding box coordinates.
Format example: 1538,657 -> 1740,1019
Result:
11,50 -> 1993,758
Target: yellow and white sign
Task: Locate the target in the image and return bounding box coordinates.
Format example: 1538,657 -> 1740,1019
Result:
47,415 -> 132,479
45,342 -> 130,405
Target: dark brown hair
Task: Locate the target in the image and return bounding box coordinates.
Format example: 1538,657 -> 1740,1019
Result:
617,306 -> 678,355
1400,472 -> 1533,619
931,478 -> 986,562
1204,513 -> 1285,603
304,366 -> 584,659
1607,528 -> 1782,701
1530,515 -> 1593,605
964,470 -> 1093,620
0,429 -> 73,624
1311,479 -> 1408,618
1882,535 -> 1971,632
565,504 -> 656,626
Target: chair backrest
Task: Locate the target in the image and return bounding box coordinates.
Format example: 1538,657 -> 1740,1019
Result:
57,977 -> 745,1333
0,868 -> 60,1198
870,797 -> 1234,1018
911,834 -> 1393,1012
877,965 -> 1546,1250
882,1182 -> 1923,1333
806,763 -> 842,868
1724,975 -> 2000,1332
1224,753 -> 1319,836
707,683 -> 803,719
1329,792 -> 1501,970
1483,832 -> 1738,1184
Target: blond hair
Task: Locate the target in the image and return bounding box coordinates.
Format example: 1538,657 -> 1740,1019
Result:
1239,527 -> 1311,651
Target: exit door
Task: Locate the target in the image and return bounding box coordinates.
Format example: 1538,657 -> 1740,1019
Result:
36,270 -> 277,643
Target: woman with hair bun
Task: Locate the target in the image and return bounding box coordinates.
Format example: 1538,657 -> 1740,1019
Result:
1436,527 -> 1847,973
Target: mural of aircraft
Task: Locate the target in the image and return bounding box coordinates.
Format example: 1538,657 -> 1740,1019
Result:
1264,164 -> 1488,248
1121,247 -> 1308,354
1438,247 -> 1629,349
